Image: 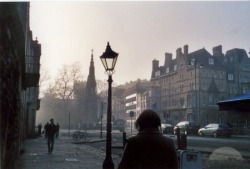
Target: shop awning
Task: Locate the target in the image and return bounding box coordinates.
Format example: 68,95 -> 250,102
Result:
217,94 -> 250,112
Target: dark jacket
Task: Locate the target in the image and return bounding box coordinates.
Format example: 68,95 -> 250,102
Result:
47,123 -> 57,137
118,128 -> 179,169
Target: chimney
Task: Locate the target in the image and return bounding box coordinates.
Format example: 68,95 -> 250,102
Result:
176,48 -> 182,58
184,45 -> 188,56
213,45 -> 223,57
151,59 -> 159,78
152,59 -> 159,72
164,52 -> 172,66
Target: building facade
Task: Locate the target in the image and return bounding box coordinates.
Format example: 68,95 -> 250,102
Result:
0,2 -> 41,168
123,80 -> 151,120
112,86 -> 126,120
150,45 -> 250,126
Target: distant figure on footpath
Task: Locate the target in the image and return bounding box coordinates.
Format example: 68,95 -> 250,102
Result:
38,123 -> 42,137
118,109 -> 179,169
56,123 -> 60,138
47,119 -> 57,154
44,122 -> 49,138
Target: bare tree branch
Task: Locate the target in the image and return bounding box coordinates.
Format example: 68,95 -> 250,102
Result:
53,62 -> 82,101
39,66 -> 50,87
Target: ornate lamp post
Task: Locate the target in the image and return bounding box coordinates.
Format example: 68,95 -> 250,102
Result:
100,42 -> 118,169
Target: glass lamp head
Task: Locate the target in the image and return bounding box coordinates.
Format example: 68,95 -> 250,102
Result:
100,42 -> 118,74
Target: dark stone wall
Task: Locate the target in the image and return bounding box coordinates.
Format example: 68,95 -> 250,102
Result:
0,3 -> 25,169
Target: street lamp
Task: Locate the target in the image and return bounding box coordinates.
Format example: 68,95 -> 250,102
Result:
188,59 -> 203,123
100,42 -> 118,169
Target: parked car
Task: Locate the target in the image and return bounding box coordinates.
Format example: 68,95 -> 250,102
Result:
161,123 -> 174,134
173,121 -> 200,135
198,123 -> 233,138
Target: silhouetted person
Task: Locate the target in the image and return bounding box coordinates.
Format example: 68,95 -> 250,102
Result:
118,109 -> 179,169
55,123 -> 60,138
47,119 -> 57,153
44,122 -> 49,138
38,123 -> 42,137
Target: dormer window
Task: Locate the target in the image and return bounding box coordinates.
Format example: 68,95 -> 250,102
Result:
155,70 -> 160,77
166,67 -> 169,73
208,58 -> 214,65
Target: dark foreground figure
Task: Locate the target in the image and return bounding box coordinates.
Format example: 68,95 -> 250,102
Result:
118,109 -> 179,169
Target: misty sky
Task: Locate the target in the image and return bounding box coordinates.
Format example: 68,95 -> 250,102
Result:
30,1 -> 250,88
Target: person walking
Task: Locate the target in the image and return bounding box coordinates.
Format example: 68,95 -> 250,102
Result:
38,123 -> 42,137
118,109 -> 179,169
55,123 -> 60,138
47,119 -> 57,154
44,122 -> 49,138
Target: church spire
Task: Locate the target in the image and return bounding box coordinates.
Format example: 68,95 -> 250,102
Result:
84,50 -> 98,127
87,49 -> 96,86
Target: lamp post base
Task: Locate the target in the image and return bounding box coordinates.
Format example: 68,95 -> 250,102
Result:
103,157 -> 114,169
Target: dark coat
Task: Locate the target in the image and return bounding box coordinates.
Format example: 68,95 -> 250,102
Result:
47,123 -> 57,137
118,128 -> 179,169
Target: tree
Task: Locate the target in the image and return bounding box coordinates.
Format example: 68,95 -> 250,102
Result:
96,79 -> 119,102
72,80 -> 87,128
53,62 -> 82,100
96,79 -> 108,102
54,62 -> 82,130
38,62 -> 83,128
39,66 -> 51,98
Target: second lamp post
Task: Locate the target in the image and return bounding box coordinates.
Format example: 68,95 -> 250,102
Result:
188,58 -> 203,122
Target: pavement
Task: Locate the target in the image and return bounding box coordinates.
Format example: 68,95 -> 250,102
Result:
18,132 -> 121,169
18,130 -> 250,169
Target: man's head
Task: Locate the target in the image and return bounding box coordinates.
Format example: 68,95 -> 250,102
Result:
135,109 -> 161,132
50,119 -> 54,123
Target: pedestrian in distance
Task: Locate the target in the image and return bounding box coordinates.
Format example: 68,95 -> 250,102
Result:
118,109 -> 179,169
44,122 -> 49,138
38,123 -> 42,137
47,119 -> 57,154
56,123 -> 60,138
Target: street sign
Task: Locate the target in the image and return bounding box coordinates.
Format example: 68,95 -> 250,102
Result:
129,111 -> 135,117
178,150 -> 202,169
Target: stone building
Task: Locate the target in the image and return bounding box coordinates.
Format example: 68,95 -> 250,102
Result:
25,37 -> 41,136
105,80 -> 150,129
150,45 -> 250,126
0,2 -> 41,168
112,86 -> 126,120
223,48 -> 250,127
115,80 -> 151,120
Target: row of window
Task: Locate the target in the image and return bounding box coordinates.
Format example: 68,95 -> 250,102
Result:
160,81 -> 226,95
161,94 -> 224,108
154,69 -> 228,86
160,84 -> 249,97
164,58 -> 215,75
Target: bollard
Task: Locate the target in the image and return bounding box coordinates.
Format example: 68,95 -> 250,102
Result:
180,133 -> 187,149
122,132 -> 127,149
176,127 -> 181,149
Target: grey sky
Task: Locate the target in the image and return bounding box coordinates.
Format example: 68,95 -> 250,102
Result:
30,1 -> 250,86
